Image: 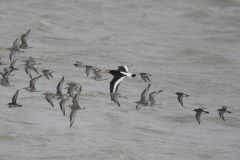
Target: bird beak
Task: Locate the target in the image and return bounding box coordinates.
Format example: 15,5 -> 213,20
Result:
104,70 -> 110,73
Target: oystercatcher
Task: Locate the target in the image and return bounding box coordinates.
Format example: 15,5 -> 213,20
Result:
104,66 -> 136,100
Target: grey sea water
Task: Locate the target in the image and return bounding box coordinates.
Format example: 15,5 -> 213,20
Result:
0,0 -> 240,159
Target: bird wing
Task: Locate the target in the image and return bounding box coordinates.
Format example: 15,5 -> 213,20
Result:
136,104 -> 142,110
9,51 -> 16,61
148,91 -> 157,101
140,84 -> 151,102
177,95 -> 183,106
10,56 -> 17,68
110,76 -> 124,93
85,66 -> 92,77
12,38 -> 20,48
73,87 -> 82,104
117,66 -> 129,72
219,111 -> 225,121
43,71 -> 49,80
56,77 -> 64,95
30,75 -> 42,88
113,97 -> 121,107
45,96 -> 54,107
12,89 -> 19,104
146,76 -> 151,82
29,64 -> 39,75
59,99 -> 67,115
68,86 -> 75,98
49,72 -> 54,78
25,67 -> 32,79
22,29 -> 31,45
70,109 -> 77,128
5,68 -> 14,79
140,73 -> 147,82
222,106 -> 227,110
195,111 -> 202,125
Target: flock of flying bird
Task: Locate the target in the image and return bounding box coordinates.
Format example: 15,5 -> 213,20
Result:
1,29 -> 232,127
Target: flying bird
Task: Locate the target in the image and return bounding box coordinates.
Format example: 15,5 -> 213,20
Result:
140,73 -> 151,82
91,68 -> 108,81
0,68 -> 14,87
84,65 -> 97,77
25,64 -> 39,79
110,92 -> 128,107
67,87 -> 85,128
217,106 -> 231,121
193,108 -> 209,125
42,92 -> 55,107
135,83 -> 151,110
104,65 -> 136,101
147,90 -> 163,107
23,75 -> 42,92
8,89 -> 22,108
74,61 -> 85,68
42,70 -> 54,80
7,37 -> 24,52
19,29 -> 32,49
175,92 -> 189,106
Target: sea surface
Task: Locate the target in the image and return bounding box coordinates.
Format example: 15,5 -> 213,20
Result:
0,0 -> 240,159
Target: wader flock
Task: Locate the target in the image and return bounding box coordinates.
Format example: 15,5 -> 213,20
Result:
1,29 -> 232,127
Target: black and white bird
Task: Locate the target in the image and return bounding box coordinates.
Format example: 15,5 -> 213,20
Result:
8,89 -> 22,108
104,66 -> 136,101
217,106 -> 231,121
193,108 -> 209,125
175,92 -> 189,106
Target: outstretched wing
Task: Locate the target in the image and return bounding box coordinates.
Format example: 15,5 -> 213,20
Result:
195,112 -> 202,125
59,99 -> 67,115
219,111 -> 225,121
73,87 -> 82,104
70,109 -> 77,128
117,66 -> 129,72
110,76 -> 124,93
12,89 -> 19,104
177,95 -> 183,106
56,77 -> 64,95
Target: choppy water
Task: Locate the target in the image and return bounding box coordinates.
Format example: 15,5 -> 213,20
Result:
1,0 -> 240,159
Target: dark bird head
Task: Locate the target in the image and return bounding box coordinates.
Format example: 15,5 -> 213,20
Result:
104,70 -> 115,76
132,74 -> 136,77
